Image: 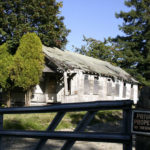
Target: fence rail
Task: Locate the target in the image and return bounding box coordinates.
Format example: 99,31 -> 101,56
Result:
0,100 -> 133,150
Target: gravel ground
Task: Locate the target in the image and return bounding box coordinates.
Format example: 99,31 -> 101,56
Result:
2,137 -> 135,150
1,122 -> 135,150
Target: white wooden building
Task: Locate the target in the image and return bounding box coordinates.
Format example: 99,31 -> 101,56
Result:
0,45 -> 138,107
30,45 -> 138,106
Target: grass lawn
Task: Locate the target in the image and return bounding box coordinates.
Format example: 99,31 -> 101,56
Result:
3,110 -> 122,131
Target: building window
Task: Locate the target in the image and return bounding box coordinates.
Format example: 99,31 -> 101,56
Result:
107,78 -> 112,96
130,84 -> 134,99
67,77 -> 71,95
123,82 -> 126,98
115,81 -> 120,96
93,76 -> 100,95
84,75 -> 90,94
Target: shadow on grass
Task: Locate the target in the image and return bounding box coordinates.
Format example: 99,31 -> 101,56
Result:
92,110 -> 122,124
69,110 -> 122,126
4,119 -> 42,130
3,110 -> 122,132
4,120 -> 27,130
69,112 -> 86,125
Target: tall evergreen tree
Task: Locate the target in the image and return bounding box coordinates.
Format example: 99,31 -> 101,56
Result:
113,0 -> 150,85
0,33 -> 44,106
0,0 -> 70,54
75,36 -> 120,66
0,33 -> 44,91
11,33 -> 44,90
0,43 -> 13,89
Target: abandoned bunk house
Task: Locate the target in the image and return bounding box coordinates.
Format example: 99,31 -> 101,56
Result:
0,45 -> 138,106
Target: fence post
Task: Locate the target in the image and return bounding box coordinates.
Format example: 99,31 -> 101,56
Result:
122,104 -> 132,150
135,86 -> 150,150
0,114 -> 3,150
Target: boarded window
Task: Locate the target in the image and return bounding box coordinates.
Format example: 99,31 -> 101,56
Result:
107,79 -> 112,96
115,83 -> 120,96
84,75 -> 90,94
67,78 -> 71,95
130,84 -> 134,99
123,83 -> 126,98
48,78 -> 56,93
99,80 -> 103,90
93,77 -> 100,95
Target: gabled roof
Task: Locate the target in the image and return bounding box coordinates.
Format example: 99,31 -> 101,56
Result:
43,45 -> 138,83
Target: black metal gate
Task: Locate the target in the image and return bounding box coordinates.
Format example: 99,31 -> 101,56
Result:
0,100 -> 133,150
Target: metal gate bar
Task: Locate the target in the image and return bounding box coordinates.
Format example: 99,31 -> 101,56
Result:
61,111 -> 97,150
0,100 -> 133,150
0,130 -> 131,142
34,111 -> 66,150
0,100 -> 132,113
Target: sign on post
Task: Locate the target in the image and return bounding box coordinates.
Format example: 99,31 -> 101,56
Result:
132,110 -> 150,135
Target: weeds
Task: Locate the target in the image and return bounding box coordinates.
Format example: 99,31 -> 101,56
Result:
3,110 -> 122,130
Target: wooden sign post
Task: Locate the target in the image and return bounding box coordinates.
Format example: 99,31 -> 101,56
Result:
134,86 -> 150,150
132,110 -> 150,135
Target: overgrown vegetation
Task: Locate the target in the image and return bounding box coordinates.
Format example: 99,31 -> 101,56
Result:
0,0 -> 70,54
0,33 -> 44,91
11,33 -> 44,90
4,110 -> 122,131
0,43 -> 13,89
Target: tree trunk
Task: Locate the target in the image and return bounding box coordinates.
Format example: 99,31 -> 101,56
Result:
25,90 -> 31,106
6,90 -> 11,107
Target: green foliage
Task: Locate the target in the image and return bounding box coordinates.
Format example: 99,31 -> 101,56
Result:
75,36 -> 120,66
11,33 -> 44,90
4,113 -> 56,131
113,0 -> 150,86
4,111 -> 122,131
0,0 -> 70,54
0,43 -> 13,89
0,33 -> 44,90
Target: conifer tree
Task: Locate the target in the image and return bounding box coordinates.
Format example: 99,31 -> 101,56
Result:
0,33 -> 44,106
113,0 -> 150,85
75,36 -> 120,66
0,33 -> 44,90
0,0 -> 70,54
11,33 -> 44,90
0,43 -> 12,89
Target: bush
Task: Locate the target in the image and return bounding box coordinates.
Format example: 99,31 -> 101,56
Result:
0,43 -> 13,89
11,33 -> 44,90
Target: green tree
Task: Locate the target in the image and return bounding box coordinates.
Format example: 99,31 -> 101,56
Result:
11,33 -> 44,90
113,0 -> 150,85
0,33 -> 44,106
75,36 -> 120,66
0,43 -> 13,89
0,0 -> 70,54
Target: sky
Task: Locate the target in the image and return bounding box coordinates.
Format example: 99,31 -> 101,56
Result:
57,0 -> 130,50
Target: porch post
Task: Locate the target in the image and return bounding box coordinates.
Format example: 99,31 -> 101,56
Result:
25,90 -> 31,106
6,91 -> 11,107
64,72 -> 68,96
